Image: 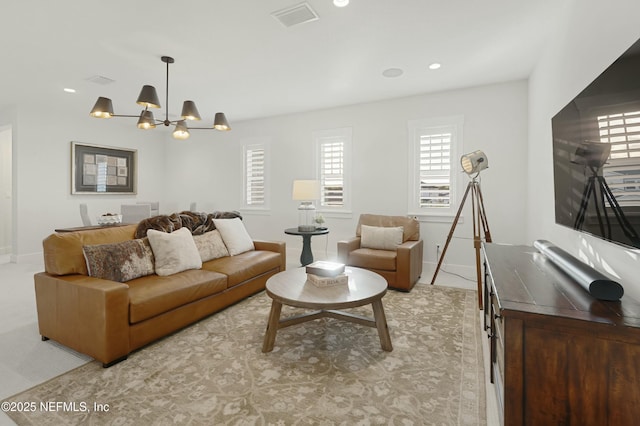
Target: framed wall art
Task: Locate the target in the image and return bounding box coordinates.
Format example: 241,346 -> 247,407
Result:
71,142 -> 137,194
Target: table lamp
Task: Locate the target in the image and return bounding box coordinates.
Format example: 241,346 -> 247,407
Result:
292,180 -> 319,231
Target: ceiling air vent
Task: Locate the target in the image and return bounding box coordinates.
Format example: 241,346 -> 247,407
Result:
86,75 -> 116,85
272,2 -> 319,28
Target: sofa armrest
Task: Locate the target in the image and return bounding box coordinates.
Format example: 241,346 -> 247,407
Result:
253,240 -> 286,271
396,239 -> 424,290
34,272 -> 130,365
337,237 -> 361,264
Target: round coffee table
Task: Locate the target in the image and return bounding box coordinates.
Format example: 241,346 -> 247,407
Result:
261,266 -> 392,353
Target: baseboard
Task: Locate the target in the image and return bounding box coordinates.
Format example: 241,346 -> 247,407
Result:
422,261 -> 477,290
11,251 -> 43,265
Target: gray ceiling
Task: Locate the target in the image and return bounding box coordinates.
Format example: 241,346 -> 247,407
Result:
0,0 -> 568,125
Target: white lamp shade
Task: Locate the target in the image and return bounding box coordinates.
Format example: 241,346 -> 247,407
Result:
292,180 -> 319,201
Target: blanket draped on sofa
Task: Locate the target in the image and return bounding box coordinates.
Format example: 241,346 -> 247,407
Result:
134,211 -> 242,239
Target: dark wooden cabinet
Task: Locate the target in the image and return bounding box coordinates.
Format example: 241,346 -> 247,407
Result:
483,243 -> 640,426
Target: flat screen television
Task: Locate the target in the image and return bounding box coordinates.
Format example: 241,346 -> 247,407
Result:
552,37 -> 640,249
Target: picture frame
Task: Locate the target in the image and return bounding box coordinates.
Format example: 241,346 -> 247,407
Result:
71,142 -> 137,194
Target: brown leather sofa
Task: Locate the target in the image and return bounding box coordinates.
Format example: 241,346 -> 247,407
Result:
34,224 -> 285,367
337,214 -> 423,291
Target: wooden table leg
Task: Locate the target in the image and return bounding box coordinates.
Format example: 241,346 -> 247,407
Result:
262,300 -> 283,353
372,299 -> 393,352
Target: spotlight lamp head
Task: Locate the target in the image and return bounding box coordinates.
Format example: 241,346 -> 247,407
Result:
573,141 -> 611,169
461,150 -> 488,177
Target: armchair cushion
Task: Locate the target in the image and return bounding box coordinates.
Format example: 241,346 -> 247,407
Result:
349,248 -> 397,271
360,225 -> 403,250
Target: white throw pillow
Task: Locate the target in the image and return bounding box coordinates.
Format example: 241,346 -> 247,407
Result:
147,227 -> 202,276
213,218 -> 255,256
193,230 -> 230,262
360,225 -> 404,250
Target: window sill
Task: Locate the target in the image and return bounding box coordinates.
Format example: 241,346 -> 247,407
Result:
409,212 -> 465,224
239,208 -> 271,216
317,210 -> 353,220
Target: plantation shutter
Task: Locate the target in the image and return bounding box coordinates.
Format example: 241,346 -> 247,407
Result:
320,139 -> 344,207
419,131 -> 452,208
245,146 -> 265,205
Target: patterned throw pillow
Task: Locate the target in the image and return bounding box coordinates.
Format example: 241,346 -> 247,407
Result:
83,238 -> 155,282
193,230 -> 230,262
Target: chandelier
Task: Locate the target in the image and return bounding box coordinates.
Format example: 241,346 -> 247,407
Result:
89,56 -> 231,140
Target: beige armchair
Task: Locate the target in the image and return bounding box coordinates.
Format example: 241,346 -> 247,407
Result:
337,214 -> 423,292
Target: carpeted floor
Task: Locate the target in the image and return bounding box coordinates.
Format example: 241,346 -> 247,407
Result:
3,284 -> 485,425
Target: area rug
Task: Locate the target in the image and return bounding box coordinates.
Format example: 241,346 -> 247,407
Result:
3,284 -> 485,425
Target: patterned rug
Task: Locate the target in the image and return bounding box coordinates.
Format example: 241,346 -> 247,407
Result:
3,284 -> 485,425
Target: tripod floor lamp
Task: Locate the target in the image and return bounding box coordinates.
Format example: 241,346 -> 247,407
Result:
430,150 -> 492,310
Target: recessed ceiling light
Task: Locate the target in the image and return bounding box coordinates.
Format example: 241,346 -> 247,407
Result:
334,0 -> 349,7
429,63 -> 441,70
382,68 -> 403,78
63,88 -> 76,93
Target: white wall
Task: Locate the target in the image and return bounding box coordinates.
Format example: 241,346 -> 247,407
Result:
8,105 -> 168,261
528,0 -> 640,299
3,75 -> 528,276
164,80 -> 529,274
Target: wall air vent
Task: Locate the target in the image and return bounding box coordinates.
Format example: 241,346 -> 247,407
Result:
86,75 -> 115,85
272,2 -> 319,28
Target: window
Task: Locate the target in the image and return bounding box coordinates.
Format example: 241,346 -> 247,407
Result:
597,111 -> 640,206
408,116 -> 464,220
315,128 -> 351,214
242,141 -> 270,211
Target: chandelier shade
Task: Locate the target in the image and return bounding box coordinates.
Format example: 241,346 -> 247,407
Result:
172,120 -> 190,140
137,110 -> 156,129
213,113 -> 231,131
136,85 -> 161,109
90,55 -> 231,139
180,101 -> 201,121
89,97 -> 114,118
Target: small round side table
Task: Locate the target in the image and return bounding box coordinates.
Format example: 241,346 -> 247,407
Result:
284,227 -> 329,266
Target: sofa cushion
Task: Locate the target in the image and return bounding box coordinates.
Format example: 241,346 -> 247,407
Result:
43,225 -> 138,276
202,250 -> 281,288
360,225 -> 403,250
127,269 -> 227,324
147,228 -> 202,276
348,248 -> 397,272
83,238 -> 155,283
213,218 -> 255,255
193,230 -> 230,262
